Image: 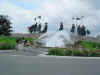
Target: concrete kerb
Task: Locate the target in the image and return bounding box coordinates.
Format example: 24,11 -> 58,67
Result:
38,54 -> 100,60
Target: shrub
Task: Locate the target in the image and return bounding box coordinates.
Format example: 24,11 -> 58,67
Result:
81,50 -> 90,56
65,49 -> 72,56
48,47 -> 100,57
0,42 -> 16,50
72,50 -> 83,56
72,49 -> 100,57
48,48 -> 65,56
95,52 -> 100,57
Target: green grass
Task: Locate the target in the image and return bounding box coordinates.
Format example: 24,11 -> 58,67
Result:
79,41 -> 100,49
23,37 -> 34,45
0,36 -> 16,50
0,36 -> 35,50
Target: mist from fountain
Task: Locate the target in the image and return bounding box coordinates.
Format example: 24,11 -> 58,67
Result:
36,30 -> 75,48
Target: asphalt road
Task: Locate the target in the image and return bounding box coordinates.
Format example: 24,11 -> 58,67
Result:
0,55 -> 100,75
0,47 -> 49,56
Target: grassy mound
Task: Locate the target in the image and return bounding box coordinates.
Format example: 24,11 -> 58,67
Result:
0,36 -> 16,50
79,41 -> 100,49
0,36 -> 34,50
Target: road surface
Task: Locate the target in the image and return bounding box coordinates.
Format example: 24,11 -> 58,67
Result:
0,55 -> 100,75
0,47 -> 49,56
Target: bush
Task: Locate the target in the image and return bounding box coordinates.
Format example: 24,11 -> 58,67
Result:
72,50 -> 83,56
65,49 -> 72,56
95,52 -> 100,57
0,42 -> 16,50
48,48 -> 65,56
87,50 -> 100,57
72,49 -> 99,57
48,48 -> 100,57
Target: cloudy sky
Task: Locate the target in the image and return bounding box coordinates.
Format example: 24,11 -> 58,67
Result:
0,0 -> 100,36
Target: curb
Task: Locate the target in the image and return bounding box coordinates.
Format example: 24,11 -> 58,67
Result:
38,54 -> 100,60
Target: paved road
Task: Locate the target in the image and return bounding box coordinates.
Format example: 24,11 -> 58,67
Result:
0,47 -> 49,56
0,55 -> 100,75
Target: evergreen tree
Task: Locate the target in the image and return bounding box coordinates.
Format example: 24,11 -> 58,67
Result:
0,15 -> 12,36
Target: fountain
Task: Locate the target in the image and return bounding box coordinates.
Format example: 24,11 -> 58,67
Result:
32,16 -> 84,48
35,30 -> 75,48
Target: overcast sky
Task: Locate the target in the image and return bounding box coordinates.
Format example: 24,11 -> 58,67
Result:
0,0 -> 100,36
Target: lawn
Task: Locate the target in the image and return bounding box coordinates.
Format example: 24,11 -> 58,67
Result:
0,36 -> 34,50
79,41 -> 100,50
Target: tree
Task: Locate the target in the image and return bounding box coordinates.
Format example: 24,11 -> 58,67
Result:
28,16 -> 42,34
28,23 -> 38,34
42,22 -> 48,33
71,24 -> 75,33
59,22 -> 64,31
86,29 -> 90,36
81,25 -> 86,37
28,25 -> 34,34
77,25 -> 91,40
77,25 -> 81,36
0,15 -> 12,36
34,22 -> 38,32
37,23 -> 42,33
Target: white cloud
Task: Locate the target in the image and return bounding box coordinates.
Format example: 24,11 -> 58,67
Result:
0,2 -> 35,33
0,0 -> 100,35
37,0 -> 100,35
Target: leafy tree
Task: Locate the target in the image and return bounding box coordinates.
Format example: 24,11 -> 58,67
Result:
86,29 -> 90,36
59,22 -> 64,31
28,25 -> 34,34
28,22 -> 38,33
77,25 -> 91,40
77,25 -> 81,36
71,24 -> 75,33
34,22 -> 38,32
81,25 -> 86,37
42,22 -> 48,33
0,15 -> 12,36
37,23 -> 42,33
28,16 -> 42,33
